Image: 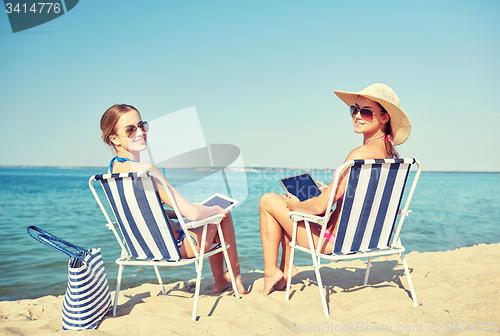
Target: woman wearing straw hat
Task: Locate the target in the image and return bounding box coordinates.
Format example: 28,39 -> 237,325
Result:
258,83 -> 411,295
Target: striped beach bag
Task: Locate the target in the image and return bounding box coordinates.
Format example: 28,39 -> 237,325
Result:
27,226 -> 112,330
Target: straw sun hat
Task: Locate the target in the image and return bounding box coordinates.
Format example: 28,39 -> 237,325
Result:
334,83 -> 411,145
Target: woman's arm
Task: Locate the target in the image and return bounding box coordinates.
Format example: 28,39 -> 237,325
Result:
284,147 -> 366,214
147,165 -> 227,221
285,166 -> 349,214
286,141 -> 387,214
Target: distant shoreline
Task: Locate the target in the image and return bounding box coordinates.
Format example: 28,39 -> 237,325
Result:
1,165 -> 499,174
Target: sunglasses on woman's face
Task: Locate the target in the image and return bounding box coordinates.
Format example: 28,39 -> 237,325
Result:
125,121 -> 149,137
350,105 -> 384,123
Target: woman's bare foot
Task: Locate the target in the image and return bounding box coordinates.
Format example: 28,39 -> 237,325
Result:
258,268 -> 284,295
223,270 -> 248,294
212,279 -> 232,294
274,264 -> 299,291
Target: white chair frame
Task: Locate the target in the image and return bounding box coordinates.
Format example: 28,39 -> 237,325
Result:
89,171 -> 240,320
285,158 -> 422,318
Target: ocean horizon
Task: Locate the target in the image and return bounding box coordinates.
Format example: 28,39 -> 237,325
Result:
1,166 -> 499,302
1,165 -> 500,174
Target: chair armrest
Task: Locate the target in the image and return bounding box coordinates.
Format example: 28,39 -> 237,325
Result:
288,212 -> 325,225
183,213 -> 224,229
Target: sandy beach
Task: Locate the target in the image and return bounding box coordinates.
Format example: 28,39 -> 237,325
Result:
1,243 -> 498,335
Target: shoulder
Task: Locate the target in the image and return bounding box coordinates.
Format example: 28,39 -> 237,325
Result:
344,145 -> 370,162
134,163 -> 171,185
344,142 -> 389,162
114,161 -> 157,175
133,162 -> 157,173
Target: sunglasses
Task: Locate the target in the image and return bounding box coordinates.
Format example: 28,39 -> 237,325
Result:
125,121 -> 149,137
350,105 -> 385,122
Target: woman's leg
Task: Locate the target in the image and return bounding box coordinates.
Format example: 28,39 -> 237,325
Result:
176,214 -> 246,294
212,213 -> 247,294
259,193 -> 333,294
274,232 -> 299,291
208,244 -> 231,294
177,225 -> 218,259
258,193 -> 298,295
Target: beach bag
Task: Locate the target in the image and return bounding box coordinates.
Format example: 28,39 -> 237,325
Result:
27,226 -> 112,330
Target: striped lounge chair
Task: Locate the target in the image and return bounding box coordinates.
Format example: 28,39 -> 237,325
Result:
285,158 -> 422,318
88,171 -> 240,321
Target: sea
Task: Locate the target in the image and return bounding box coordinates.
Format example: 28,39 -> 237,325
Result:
1,167 -> 499,301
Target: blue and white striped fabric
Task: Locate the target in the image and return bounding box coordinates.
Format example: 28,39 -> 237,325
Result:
333,158 -> 413,254
62,248 -> 112,330
95,172 -> 181,262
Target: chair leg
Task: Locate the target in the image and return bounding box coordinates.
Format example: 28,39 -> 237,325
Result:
400,252 -> 418,307
364,257 -> 372,285
285,244 -> 296,300
113,264 -> 124,316
222,246 -> 239,298
154,265 -> 165,294
192,256 -> 204,321
191,225 -> 208,321
304,221 -> 329,318
312,256 -> 329,318
285,220 -> 298,301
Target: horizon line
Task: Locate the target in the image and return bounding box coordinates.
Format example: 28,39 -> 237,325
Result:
1,165 -> 500,174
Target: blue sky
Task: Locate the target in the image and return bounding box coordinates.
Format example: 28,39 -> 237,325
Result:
1,0 -> 499,171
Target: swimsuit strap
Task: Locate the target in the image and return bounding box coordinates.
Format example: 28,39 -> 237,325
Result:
367,135 -> 395,146
367,136 -> 386,145
108,156 -> 139,173
176,230 -> 197,248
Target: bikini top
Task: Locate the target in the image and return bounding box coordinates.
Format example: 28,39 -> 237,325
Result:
368,135 -> 395,145
108,156 -> 139,173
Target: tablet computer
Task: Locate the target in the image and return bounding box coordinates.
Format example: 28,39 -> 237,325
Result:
279,173 -> 321,202
200,193 -> 239,211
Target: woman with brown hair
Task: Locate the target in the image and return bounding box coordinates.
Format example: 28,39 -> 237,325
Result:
258,83 -> 412,295
100,104 -> 247,294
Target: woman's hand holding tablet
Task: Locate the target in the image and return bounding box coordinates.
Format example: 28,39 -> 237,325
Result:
279,173 -> 321,202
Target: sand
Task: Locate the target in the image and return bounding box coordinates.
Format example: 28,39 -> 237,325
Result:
1,243 -> 499,336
